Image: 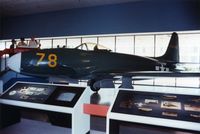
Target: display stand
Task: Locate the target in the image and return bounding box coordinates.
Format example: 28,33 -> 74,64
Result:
0,81 -> 90,134
84,88 -> 117,117
107,89 -> 200,134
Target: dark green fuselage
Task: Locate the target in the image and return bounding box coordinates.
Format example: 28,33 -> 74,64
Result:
21,48 -> 163,79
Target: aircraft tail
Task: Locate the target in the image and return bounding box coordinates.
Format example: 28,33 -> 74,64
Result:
157,32 -> 179,63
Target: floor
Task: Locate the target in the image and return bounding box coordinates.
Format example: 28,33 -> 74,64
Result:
0,118 -> 105,134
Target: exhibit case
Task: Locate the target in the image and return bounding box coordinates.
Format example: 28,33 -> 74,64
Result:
107,89 -> 200,134
0,81 -> 90,134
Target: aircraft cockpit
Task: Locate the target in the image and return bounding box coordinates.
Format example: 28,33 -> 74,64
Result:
75,42 -> 111,52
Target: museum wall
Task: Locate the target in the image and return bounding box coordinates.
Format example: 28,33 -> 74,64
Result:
1,0 -> 200,39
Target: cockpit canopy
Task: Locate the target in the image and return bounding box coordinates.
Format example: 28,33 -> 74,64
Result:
75,42 -> 111,51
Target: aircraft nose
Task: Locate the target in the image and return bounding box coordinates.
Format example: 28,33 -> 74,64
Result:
7,53 -> 21,73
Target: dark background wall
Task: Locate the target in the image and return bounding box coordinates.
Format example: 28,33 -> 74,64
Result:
1,0 -> 200,39
0,15 -> 2,38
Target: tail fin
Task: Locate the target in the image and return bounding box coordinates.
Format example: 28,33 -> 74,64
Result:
158,32 -> 179,63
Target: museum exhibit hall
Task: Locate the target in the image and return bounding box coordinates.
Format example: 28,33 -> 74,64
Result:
0,0 -> 200,134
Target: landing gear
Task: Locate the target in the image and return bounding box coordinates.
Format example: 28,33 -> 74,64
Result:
119,76 -> 133,89
88,79 -> 100,92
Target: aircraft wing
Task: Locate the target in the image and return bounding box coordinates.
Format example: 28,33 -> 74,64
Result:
112,71 -> 200,79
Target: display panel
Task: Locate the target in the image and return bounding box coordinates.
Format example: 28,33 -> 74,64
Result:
0,82 -> 85,108
1,83 -> 56,103
46,86 -> 85,107
112,90 -> 200,123
56,92 -> 76,102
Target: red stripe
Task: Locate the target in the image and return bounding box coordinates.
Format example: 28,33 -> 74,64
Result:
83,104 -> 109,117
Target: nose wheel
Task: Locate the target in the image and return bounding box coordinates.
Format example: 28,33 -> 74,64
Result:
88,79 -> 100,92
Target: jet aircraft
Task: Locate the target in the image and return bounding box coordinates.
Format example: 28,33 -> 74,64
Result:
7,32 -> 200,91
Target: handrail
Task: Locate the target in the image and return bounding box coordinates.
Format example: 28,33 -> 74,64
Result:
0,47 -> 39,57
0,49 -> 11,57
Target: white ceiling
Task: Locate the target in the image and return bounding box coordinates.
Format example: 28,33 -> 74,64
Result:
0,0 -> 141,16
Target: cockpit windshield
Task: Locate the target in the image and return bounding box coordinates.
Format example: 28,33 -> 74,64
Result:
75,42 -> 111,51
